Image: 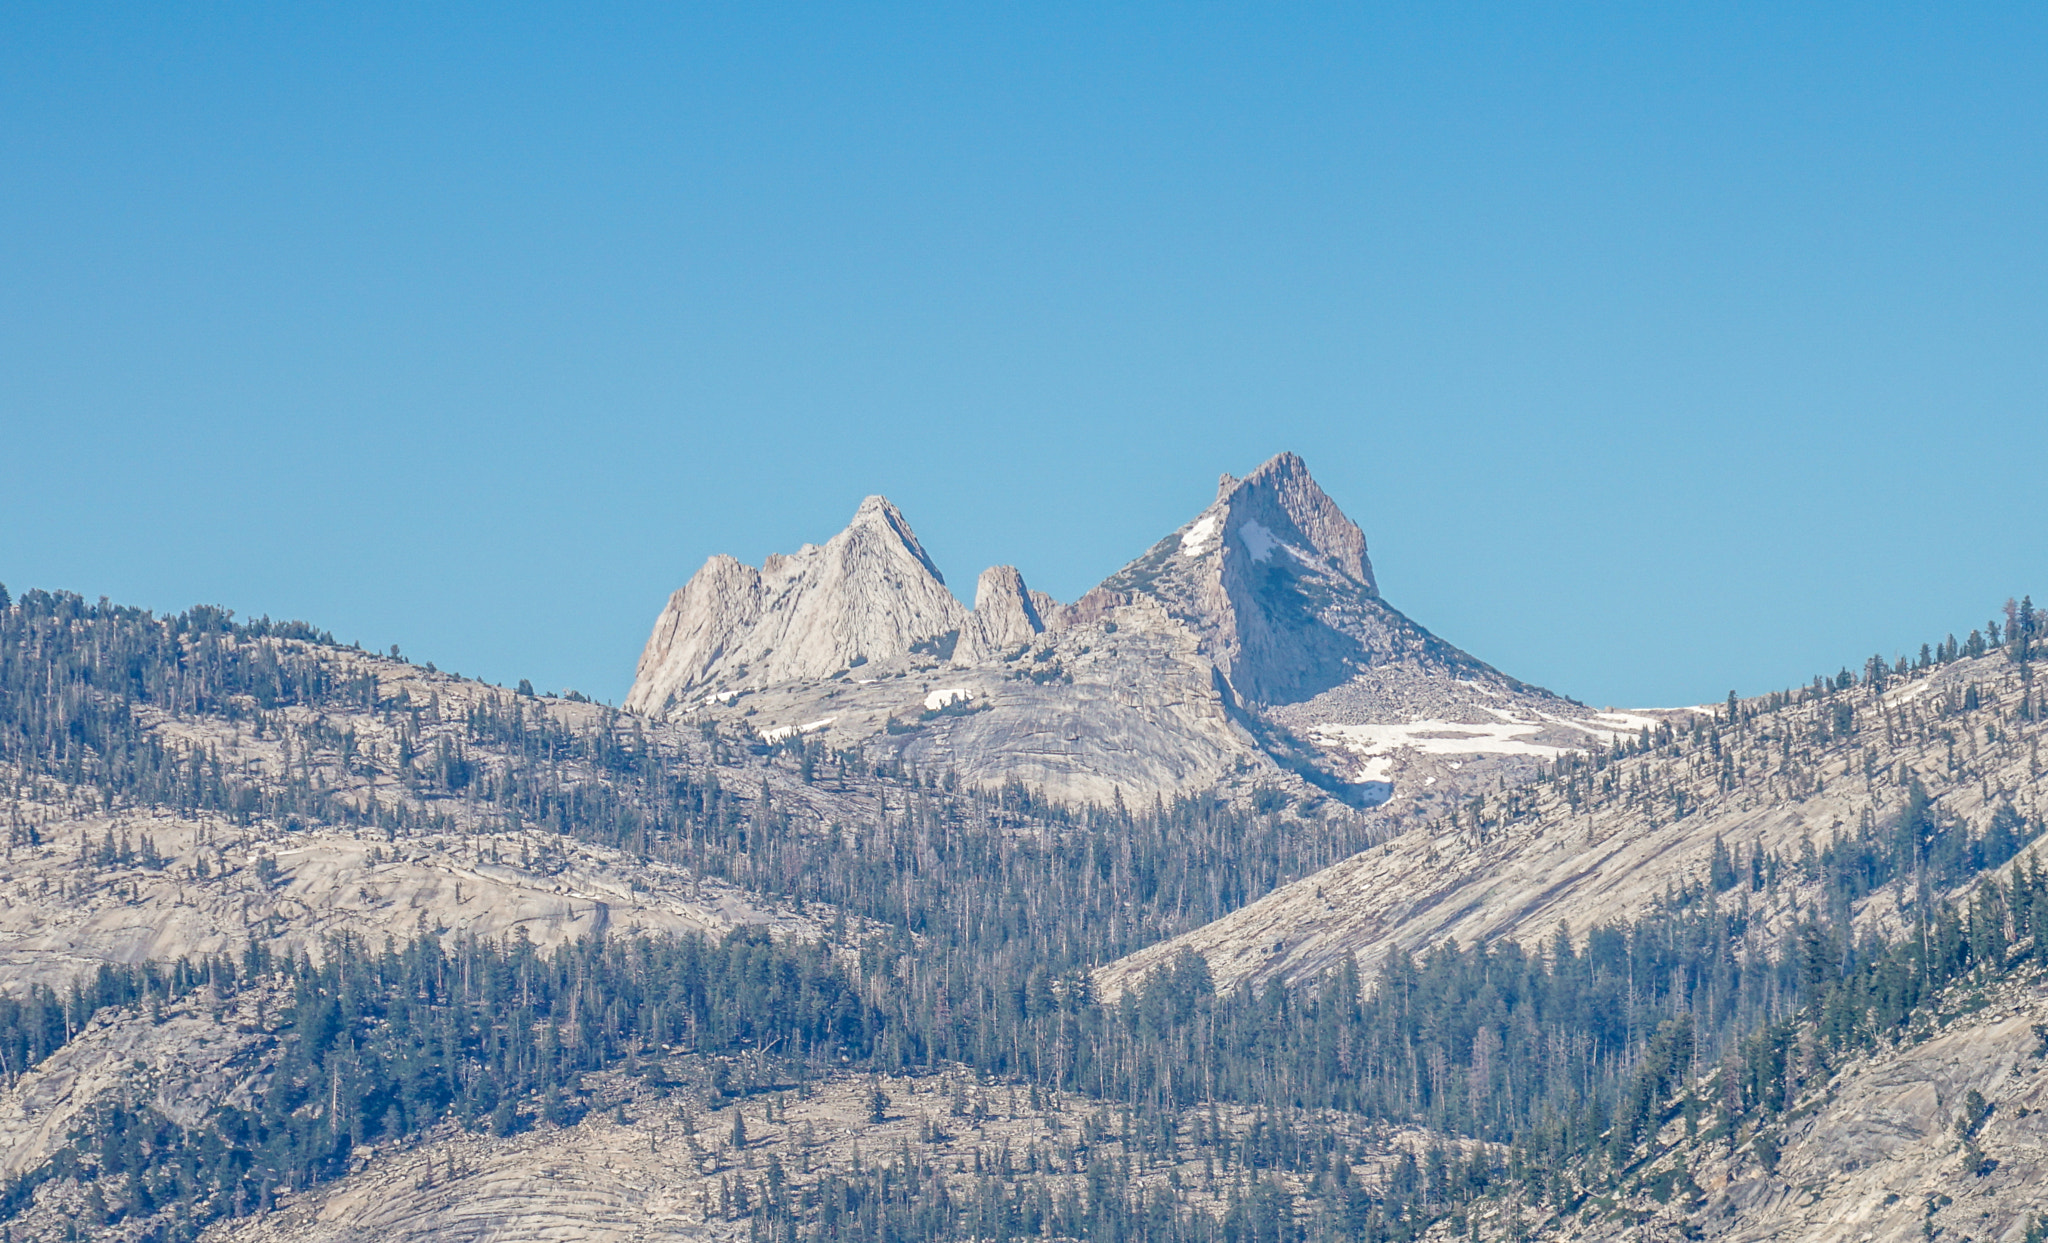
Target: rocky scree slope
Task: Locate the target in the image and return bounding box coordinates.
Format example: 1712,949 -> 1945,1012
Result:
627,453 -> 1636,810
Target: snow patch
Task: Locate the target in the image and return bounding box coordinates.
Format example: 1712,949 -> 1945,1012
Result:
1884,678 -> 1938,705
1567,710 -> 1666,740
1314,720 -> 1574,773
702,689 -> 740,706
760,718 -> 834,744
1179,513 -> 1221,557
924,687 -> 974,712
1314,707 -> 1700,781
1535,708 -> 1704,746
1238,519 -> 1280,562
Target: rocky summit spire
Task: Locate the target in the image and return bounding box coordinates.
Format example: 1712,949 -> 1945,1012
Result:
958,565 -> 1045,661
1088,451 -> 1484,706
848,494 -> 947,585
1220,452 -> 1374,592
624,495 -> 967,715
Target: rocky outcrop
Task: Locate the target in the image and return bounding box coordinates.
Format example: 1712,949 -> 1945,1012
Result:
957,564 -> 1044,662
0,658 -> 826,1004
1569,970 -> 2048,1243
187,1073 -> 1259,1243
1094,451 -> 1510,707
1095,457 -> 1532,717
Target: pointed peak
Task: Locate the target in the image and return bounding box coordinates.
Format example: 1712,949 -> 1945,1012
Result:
845,494 -> 945,585
1213,452 -> 1322,511
851,494 -> 909,531
1238,451 -> 1311,491
973,564 -> 1031,610
969,565 -> 1045,645
1219,452 -> 1373,591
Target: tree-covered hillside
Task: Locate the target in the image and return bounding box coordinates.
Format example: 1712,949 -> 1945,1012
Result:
2,585 -> 2046,1243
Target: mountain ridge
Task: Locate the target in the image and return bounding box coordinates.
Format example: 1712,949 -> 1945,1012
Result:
625,453 -> 1612,812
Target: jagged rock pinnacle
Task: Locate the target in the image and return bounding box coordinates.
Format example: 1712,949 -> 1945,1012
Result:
624,496 -> 967,714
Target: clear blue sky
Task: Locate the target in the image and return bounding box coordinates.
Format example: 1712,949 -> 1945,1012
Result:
4,4 -> 2045,708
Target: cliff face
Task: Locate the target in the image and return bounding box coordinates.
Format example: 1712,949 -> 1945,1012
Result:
958,565 -> 1044,662
624,453 -> 1597,807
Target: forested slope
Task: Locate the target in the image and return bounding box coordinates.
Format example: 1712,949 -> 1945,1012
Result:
1,584 -> 2046,1243
1107,617 -> 2048,1000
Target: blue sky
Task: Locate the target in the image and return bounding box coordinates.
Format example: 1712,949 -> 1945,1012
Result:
3,4 -> 2045,707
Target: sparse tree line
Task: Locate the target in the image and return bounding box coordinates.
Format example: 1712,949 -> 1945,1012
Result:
1482,599 -> 2047,842
16,840 -> 2047,1243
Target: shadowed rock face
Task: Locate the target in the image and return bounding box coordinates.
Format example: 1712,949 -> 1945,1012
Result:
624,453 -> 1577,803
1087,451 -> 1505,708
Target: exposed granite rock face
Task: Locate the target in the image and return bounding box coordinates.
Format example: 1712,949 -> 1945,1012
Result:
625,453 -> 1591,805
0,657 -> 833,1005
624,496 -> 968,717
903,596 -> 1261,804
0,996 -> 272,1185
1093,451 -> 1507,707
957,564 -> 1044,662
172,1074 -> 1328,1243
